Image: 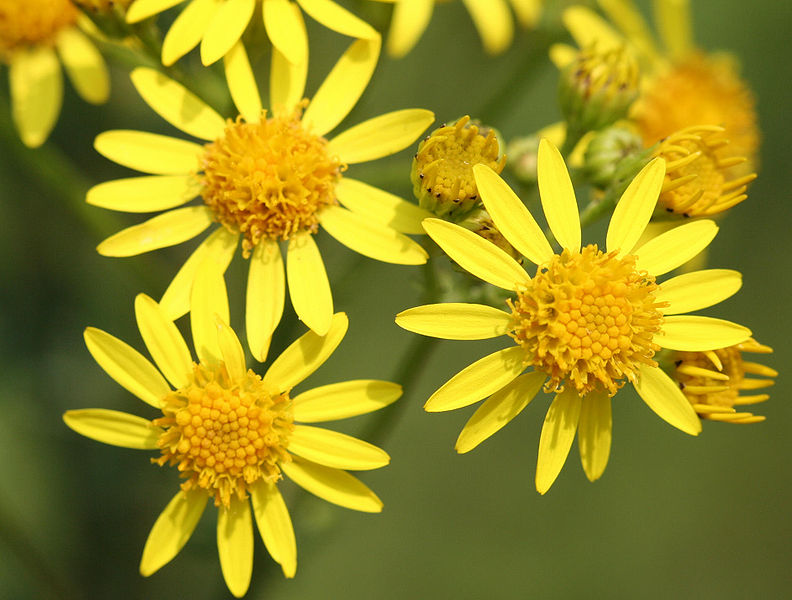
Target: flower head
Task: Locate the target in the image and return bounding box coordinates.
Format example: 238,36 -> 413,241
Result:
0,0 -> 109,146
91,38 -> 433,360
673,338 -> 775,424
396,139 -> 751,494
126,0 -> 378,66
64,263 -> 399,597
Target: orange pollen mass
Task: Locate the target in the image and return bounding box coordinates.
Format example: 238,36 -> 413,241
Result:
0,0 -> 77,58
153,362 -> 294,507
201,106 -> 345,257
508,244 -> 664,396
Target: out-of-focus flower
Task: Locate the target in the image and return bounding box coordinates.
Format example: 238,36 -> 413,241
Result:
126,0 -> 378,66
0,0 -> 110,147
64,264 -> 399,597
673,338 -> 776,424
372,0 -> 543,58
411,115 -> 505,219
90,38 -> 432,358
397,139 -> 751,494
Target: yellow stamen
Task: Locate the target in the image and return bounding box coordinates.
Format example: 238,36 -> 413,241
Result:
154,362 -> 294,507
201,105 -> 344,257
0,0 -> 77,58
508,244 -> 664,396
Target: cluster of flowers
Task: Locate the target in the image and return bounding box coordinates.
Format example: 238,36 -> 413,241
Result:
1,0 -> 774,596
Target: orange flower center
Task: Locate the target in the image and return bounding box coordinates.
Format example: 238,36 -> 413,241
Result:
508,244 -> 664,396
154,362 -> 294,507
0,0 -> 77,57
201,106 -> 344,256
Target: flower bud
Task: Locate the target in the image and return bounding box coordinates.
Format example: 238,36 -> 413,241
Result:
583,126 -> 646,188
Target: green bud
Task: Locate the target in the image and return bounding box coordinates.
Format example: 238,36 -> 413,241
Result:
583,126 -> 646,188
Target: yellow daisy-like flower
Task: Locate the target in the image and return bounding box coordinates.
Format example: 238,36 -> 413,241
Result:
396,139 -> 752,494
126,0 -> 378,66
371,0 -> 543,58
0,0 -> 110,147
673,338 -> 776,424
554,0 -> 759,173
64,264 -> 399,597
91,37 -> 433,359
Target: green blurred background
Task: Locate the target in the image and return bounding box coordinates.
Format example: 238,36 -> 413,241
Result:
1,1 -> 790,598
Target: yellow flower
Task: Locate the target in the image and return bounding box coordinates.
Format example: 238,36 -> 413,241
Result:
91,38 -> 433,359
126,0 -> 378,66
0,0 -> 110,147
64,264 -> 399,597
554,0 -> 759,173
673,339 -> 776,424
396,139 -> 752,494
372,0 -> 543,58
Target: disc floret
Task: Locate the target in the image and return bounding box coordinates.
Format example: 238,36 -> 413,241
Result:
154,361 -> 294,507
0,0 -> 77,58
508,244 -> 664,396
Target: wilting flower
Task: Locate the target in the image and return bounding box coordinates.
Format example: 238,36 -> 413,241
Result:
64,264 -> 399,597
126,0 -> 378,66
397,139 -> 751,493
0,0 -> 110,147
90,37 -> 432,359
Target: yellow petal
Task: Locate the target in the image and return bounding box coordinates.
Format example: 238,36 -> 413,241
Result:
200,0 -> 255,66
224,42 -> 262,123
250,482 -> 296,578
335,177 -> 432,234
319,205 -> 428,265
87,175 -> 202,213
509,0 -> 542,28
537,138 -> 581,252
56,28 -> 109,104
462,0 -> 513,55
386,0 -> 433,58
327,109 -> 435,164
217,497 -> 254,598
63,409 -> 162,449
139,490 -> 207,576
302,37 -> 380,137
190,259 -> 230,365
9,46 -> 62,148
292,380 -> 402,422
455,371 -> 545,454
577,390 -> 611,482
422,218 -> 530,290
131,67 -> 226,140
269,17 -> 308,114
263,312 -> 348,393
296,0 -> 379,39
549,43 -> 577,69
161,0 -> 218,67
606,158 -> 665,256
288,425 -> 390,470
94,130 -> 203,175
396,302 -> 511,340
216,319 -> 247,380
634,364 -> 701,435
97,206 -> 213,257
562,5 -> 623,51
160,228 -> 238,321
281,456 -> 383,512
535,387 -> 582,495
246,239 -> 284,362
84,327 -> 169,408
127,0 -> 185,23
135,293 -> 193,389
473,164 -> 554,265
655,316 -> 751,351
286,232 -> 333,335
425,346 -> 525,412
634,220 -> 718,276
598,0 -> 659,62
264,0 -> 308,66
657,269 -> 742,315
653,0 -> 693,61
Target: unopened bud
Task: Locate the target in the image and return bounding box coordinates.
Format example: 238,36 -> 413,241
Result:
583,126 -> 646,188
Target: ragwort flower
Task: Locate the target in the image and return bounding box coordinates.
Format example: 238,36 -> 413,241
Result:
91,38 -> 433,359
396,139 -> 751,494
0,0 -> 110,147
64,265 -> 399,597
126,0 -> 378,66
